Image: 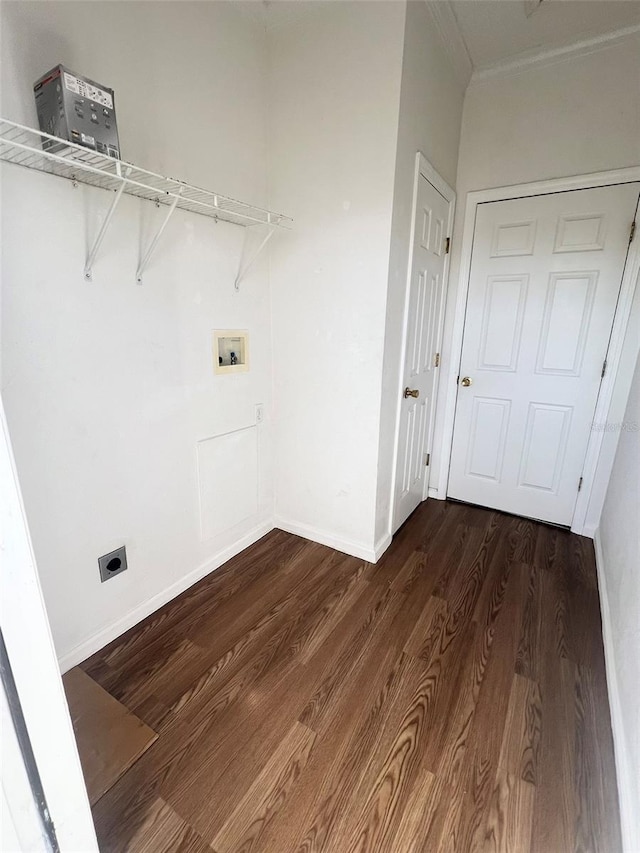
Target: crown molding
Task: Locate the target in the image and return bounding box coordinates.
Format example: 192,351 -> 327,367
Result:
471,22 -> 640,84
423,0 -> 473,88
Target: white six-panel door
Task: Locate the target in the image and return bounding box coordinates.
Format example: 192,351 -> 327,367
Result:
393,173 -> 450,532
448,183 -> 640,526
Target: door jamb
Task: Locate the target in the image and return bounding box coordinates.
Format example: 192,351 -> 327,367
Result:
390,152 -> 456,534
435,166 -> 640,535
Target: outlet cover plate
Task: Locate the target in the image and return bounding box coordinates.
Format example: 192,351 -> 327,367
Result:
98,546 -> 128,583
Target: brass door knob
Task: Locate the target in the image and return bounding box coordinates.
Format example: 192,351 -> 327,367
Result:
460,377 -> 473,387
404,387 -> 419,398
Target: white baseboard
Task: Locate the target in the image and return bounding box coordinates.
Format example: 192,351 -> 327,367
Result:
570,520 -> 597,539
593,530 -> 635,853
58,520 -> 275,673
373,531 -> 393,562
428,486 -> 445,500
274,517 -> 379,563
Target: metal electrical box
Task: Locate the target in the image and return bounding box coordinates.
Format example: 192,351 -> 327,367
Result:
33,64 -> 120,159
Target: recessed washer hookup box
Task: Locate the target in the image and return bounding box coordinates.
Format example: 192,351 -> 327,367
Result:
33,64 -> 121,159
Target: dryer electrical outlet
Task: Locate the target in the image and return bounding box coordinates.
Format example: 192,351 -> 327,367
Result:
98,546 -> 128,582
34,64 -> 121,159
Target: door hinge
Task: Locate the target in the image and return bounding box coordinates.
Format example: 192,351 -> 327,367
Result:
578,476 -> 583,492
434,352 -> 440,367
601,359 -> 607,378
425,453 -> 430,467
445,237 -> 451,254
630,220 -> 636,245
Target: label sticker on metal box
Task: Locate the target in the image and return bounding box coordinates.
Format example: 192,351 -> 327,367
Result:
64,72 -> 113,108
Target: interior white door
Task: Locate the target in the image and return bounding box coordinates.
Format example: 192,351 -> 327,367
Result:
393,173 -> 450,532
448,182 -> 640,526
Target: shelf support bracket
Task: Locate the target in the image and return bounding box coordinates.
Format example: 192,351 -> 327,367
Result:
136,188 -> 183,284
234,226 -> 276,291
84,167 -> 131,281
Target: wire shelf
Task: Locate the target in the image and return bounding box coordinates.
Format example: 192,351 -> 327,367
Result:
0,117 -> 292,230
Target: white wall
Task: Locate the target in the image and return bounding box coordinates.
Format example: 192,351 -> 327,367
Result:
432,33 -> 640,493
267,2 -> 406,559
375,1 -> 465,543
0,1 -> 274,668
598,348 -> 640,853
457,37 -> 640,193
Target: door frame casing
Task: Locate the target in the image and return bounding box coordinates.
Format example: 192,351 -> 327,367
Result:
0,402 -> 98,850
435,166 -> 640,536
390,152 -> 456,533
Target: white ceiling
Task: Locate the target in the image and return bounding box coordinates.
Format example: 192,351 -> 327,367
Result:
449,0 -> 640,69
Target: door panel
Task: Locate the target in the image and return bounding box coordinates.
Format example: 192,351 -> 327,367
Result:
518,402 -> 572,492
393,173 -> 450,532
491,220 -> 537,257
536,271 -> 596,375
466,397 -> 511,481
448,182 -> 640,525
478,275 -> 528,371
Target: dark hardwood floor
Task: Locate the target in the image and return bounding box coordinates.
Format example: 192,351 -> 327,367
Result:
82,500 -> 621,852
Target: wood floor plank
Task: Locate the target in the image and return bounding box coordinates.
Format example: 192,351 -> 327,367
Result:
408,611 -> 477,784
341,636 -> 474,853
211,721 -> 316,853
497,674 -> 542,785
159,599 -> 296,725
482,770 -> 536,853
299,584 -> 405,734
292,652 -> 422,853
574,663 -> 623,853
462,561 -> 528,770
569,534 -> 599,590
82,503 -> 621,853
515,565 -> 545,681
532,522 -> 565,576
184,540 -> 338,654
390,548 -> 430,596
403,594 -> 448,659
530,620 -> 579,853
437,512 -> 501,610
322,652 -> 454,853
471,517 -> 519,627
431,522 -> 482,600
100,795 -> 211,853
437,561 -> 528,851
341,660 -> 452,851
549,554 -> 572,661
437,745 -> 497,853
423,508 -> 473,563
377,770 -> 451,853
250,641 -> 407,853
510,516 -> 537,565
113,638 -> 209,720
566,577 -> 603,669
432,547 -> 519,788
